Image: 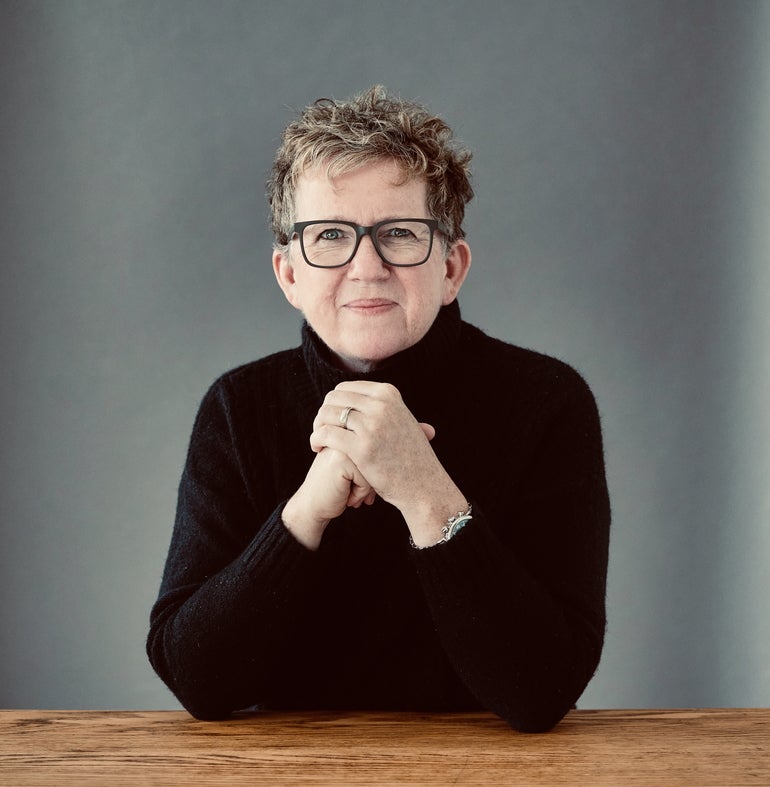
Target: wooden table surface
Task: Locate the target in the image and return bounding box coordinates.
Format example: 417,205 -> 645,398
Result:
1,708 -> 768,786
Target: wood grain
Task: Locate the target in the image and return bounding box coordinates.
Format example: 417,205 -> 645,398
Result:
1,708 -> 768,785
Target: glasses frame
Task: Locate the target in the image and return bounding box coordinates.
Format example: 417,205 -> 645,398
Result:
291,218 -> 445,268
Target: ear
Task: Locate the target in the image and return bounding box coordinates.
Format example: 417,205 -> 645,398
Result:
273,247 -> 302,310
441,239 -> 472,305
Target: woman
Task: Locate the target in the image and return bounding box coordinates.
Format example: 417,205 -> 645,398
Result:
147,86 -> 611,733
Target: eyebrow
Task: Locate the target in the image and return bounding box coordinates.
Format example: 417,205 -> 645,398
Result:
300,217 -> 425,224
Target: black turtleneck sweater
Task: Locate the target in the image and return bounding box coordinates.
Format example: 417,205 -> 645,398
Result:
147,301 -> 610,732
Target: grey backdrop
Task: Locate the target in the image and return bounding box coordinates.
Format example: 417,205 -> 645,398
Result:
2,0 -> 768,711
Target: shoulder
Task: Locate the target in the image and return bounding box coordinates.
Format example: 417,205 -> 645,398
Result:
455,322 -> 606,476
458,320 -> 594,401
194,345 -> 307,423
216,346 -> 303,387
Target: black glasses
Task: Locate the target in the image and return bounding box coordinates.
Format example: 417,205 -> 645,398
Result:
291,219 -> 444,268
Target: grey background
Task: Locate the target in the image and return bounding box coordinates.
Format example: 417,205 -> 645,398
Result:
2,0 -> 768,711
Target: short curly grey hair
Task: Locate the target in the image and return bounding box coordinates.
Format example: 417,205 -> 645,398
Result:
267,86 -> 474,247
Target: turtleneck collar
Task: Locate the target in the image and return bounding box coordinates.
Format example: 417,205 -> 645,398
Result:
301,299 -> 463,405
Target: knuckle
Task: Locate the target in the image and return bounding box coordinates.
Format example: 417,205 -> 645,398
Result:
310,423 -> 329,444
380,383 -> 399,400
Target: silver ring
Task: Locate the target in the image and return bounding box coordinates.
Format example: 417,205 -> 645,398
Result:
339,406 -> 352,430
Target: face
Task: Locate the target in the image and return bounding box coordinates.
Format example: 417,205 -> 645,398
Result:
273,159 -> 471,372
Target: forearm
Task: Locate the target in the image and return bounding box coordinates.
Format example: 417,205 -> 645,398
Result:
413,507 -> 607,732
147,506 -> 314,718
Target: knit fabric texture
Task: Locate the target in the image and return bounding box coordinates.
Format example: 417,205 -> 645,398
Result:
147,300 -> 611,732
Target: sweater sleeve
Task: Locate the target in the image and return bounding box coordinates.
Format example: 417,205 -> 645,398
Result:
412,371 -> 611,733
146,376 -> 315,719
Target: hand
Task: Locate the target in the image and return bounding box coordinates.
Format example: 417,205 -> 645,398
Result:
282,447 -> 375,550
309,381 -> 467,544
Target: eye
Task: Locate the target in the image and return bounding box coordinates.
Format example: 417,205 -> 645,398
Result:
384,225 -> 416,239
320,228 -> 344,241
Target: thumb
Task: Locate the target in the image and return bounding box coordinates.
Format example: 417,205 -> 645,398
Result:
419,422 -> 436,441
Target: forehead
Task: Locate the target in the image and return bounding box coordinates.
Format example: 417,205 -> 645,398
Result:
293,159 -> 428,218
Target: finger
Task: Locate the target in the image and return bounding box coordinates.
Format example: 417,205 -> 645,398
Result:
322,388 -> 375,411
347,486 -> 369,508
314,404 -> 356,433
313,397 -> 367,432
419,422 -> 436,441
346,469 -> 374,508
333,380 -> 397,397
322,382 -> 402,417
310,423 -> 355,453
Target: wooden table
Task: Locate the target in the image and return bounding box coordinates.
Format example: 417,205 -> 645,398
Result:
1,708 -> 768,785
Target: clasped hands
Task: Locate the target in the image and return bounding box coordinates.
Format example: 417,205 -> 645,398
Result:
282,380 -> 466,550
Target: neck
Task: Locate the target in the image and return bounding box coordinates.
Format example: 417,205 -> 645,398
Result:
332,352 -> 380,375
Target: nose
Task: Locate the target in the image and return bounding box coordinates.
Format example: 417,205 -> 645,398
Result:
346,234 -> 390,280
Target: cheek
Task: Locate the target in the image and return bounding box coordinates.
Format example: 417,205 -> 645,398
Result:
404,292 -> 441,336
296,275 -> 340,315
414,271 -> 447,311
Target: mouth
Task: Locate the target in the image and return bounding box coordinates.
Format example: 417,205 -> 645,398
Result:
343,298 -> 397,313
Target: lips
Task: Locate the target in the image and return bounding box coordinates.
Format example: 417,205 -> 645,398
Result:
345,298 -> 396,308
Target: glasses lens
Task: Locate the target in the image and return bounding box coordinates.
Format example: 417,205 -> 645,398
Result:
299,220 -> 435,267
375,221 -> 434,266
300,222 -> 357,267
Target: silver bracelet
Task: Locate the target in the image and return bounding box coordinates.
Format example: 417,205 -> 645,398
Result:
410,505 -> 472,549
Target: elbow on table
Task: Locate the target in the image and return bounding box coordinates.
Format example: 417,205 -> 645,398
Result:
503,702 -> 575,734
151,667 -> 240,721
146,631 -> 237,721
182,700 -> 234,721
490,661 -> 598,733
